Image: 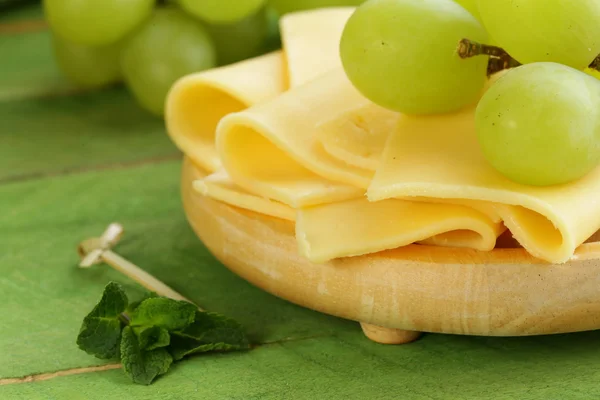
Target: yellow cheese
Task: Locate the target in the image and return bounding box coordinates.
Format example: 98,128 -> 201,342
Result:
171,8 -> 550,261
409,197 -> 502,224
216,69 -> 374,207
368,106 -> 600,263
316,102 -> 400,171
166,51 -> 286,172
315,72 -> 510,174
281,7 -> 354,87
297,197 -> 504,263
185,8 -> 360,214
194,170 -> 295,221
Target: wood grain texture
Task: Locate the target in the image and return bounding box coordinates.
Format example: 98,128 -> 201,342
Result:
182,157 -> 600,337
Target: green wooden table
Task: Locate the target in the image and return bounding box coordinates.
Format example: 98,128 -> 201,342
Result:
2,5 -> 600,399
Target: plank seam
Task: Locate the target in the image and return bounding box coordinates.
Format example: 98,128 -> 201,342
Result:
0,364 -> 121,386
0,153 -> 183,186
0,333 -> 338,386
0,19 -> 46,35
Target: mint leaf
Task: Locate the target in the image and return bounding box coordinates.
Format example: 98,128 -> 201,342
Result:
120,326 -> 173,385
127,292 -> 159,313
76,282 -> 128,359
169,337 -> 247,361
169,311 -> 250,361
130,298 -> 196,331
135,326 -> 170,351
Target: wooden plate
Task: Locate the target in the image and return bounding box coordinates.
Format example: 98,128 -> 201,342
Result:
181,157 -> 600,344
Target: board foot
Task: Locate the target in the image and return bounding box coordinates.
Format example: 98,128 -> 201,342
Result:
360,323 -> 422,344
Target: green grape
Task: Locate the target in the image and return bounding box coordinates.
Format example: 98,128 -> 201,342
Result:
206,7 -> 269,66
121,8 -> 217,116
269,0 -> 366,15
52,34 -> 122,88
478,0 -> 600,69
453,0 -> 480,20
180,0 -> 266,23
476,63 -> 600,186
340,0 -> 488,115
44,0 -> 154,46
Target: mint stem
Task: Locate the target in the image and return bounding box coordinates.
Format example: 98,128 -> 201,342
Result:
119,313 -> 131,326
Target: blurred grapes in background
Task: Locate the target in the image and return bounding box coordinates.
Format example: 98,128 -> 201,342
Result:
0,0 -> 38,12
14,0 -> 366,117
270,0 -> 364,14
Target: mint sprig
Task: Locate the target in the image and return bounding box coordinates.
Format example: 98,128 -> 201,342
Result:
76,282 -> 128,360
77,282 -> 250,385
170,310 -> 250,361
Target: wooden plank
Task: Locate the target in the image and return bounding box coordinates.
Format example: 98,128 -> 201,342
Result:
0,30 -> 73,101
0,86 -> 180,182
2,331 -> 600,399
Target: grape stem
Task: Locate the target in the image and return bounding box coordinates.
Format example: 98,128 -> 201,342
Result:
590,55 -> 600,71
458,38 -> 600,76
457,39 -> 521,76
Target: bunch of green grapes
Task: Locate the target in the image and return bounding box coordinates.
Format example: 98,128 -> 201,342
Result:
475,0 -> 600,186
44,0 -> 367,116
44,0 -> 276,116
340,0 -> 600,186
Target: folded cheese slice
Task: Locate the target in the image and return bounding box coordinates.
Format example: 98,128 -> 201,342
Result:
316,102 -> 400,171
315,72 -> 510,175
368,106 -> 600,263
297,197 -> 505,262
185,7 -> 359,215
281,7 -> 354,87
194,170 -> 295,221
216,69 -> 371,207
166,51 -> 286,172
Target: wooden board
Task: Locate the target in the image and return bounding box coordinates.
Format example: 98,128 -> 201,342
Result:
182,157 -> 600,340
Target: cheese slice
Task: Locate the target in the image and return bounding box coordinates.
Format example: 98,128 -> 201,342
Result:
316,72 -> 510,174
409,197 -> 502,224
188,8 -> 360,213
194,170 -> 295,221
368,106 -> 600,263
166,51 -> 286,172
216,69 -> 374,207
297,197 -> 505,263
316,102 -> 400,171
281,7 -> 354,87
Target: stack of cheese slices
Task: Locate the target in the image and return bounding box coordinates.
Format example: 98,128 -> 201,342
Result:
166,7 -> 600,265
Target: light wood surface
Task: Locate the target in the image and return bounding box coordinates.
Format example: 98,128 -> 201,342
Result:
181,157 -> 600,338
359,324 -> 421,344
